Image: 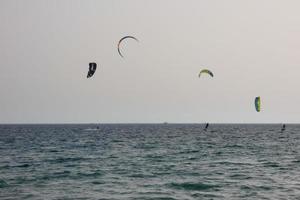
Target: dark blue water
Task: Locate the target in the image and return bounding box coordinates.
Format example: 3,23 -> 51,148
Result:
1,124 -> 300,199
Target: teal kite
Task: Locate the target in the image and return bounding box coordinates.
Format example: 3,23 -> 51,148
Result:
255,96 -> 261,112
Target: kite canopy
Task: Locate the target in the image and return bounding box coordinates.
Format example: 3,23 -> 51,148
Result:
117,36 -> 139,58
255,96 -> 261,112
87,62 -> 97,78
198,69 -> 214,77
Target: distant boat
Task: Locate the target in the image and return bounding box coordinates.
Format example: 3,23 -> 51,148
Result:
163,122 -> 168,125
84,128 -> 99,131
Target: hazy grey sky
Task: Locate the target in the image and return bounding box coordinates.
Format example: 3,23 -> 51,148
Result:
1,0 -> 300,123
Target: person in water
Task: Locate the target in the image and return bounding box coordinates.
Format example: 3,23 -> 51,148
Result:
204,123 -> 209,131
281,124 -> 286,132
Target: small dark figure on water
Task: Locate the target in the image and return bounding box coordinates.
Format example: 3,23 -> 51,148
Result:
281,124 -> 286,132
204,123 -> 209,131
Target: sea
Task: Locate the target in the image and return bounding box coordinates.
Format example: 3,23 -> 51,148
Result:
0,124 -> 300,200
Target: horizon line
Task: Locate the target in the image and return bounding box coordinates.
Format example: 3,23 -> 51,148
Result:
0,122 -> 295,125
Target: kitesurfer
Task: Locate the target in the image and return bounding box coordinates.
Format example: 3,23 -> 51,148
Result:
204,123 -> 209,131
281,124 -> 286,132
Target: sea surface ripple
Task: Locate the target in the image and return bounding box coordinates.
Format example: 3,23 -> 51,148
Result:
0,124 -> 300,199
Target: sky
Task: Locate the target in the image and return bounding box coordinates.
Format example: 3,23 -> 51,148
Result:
1,0 -> 300,123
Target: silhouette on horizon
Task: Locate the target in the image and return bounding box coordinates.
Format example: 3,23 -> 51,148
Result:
281,124 -> 286,132
204,123 -> 209,131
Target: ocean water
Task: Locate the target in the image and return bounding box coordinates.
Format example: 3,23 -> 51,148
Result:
0,124 -> 300,200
